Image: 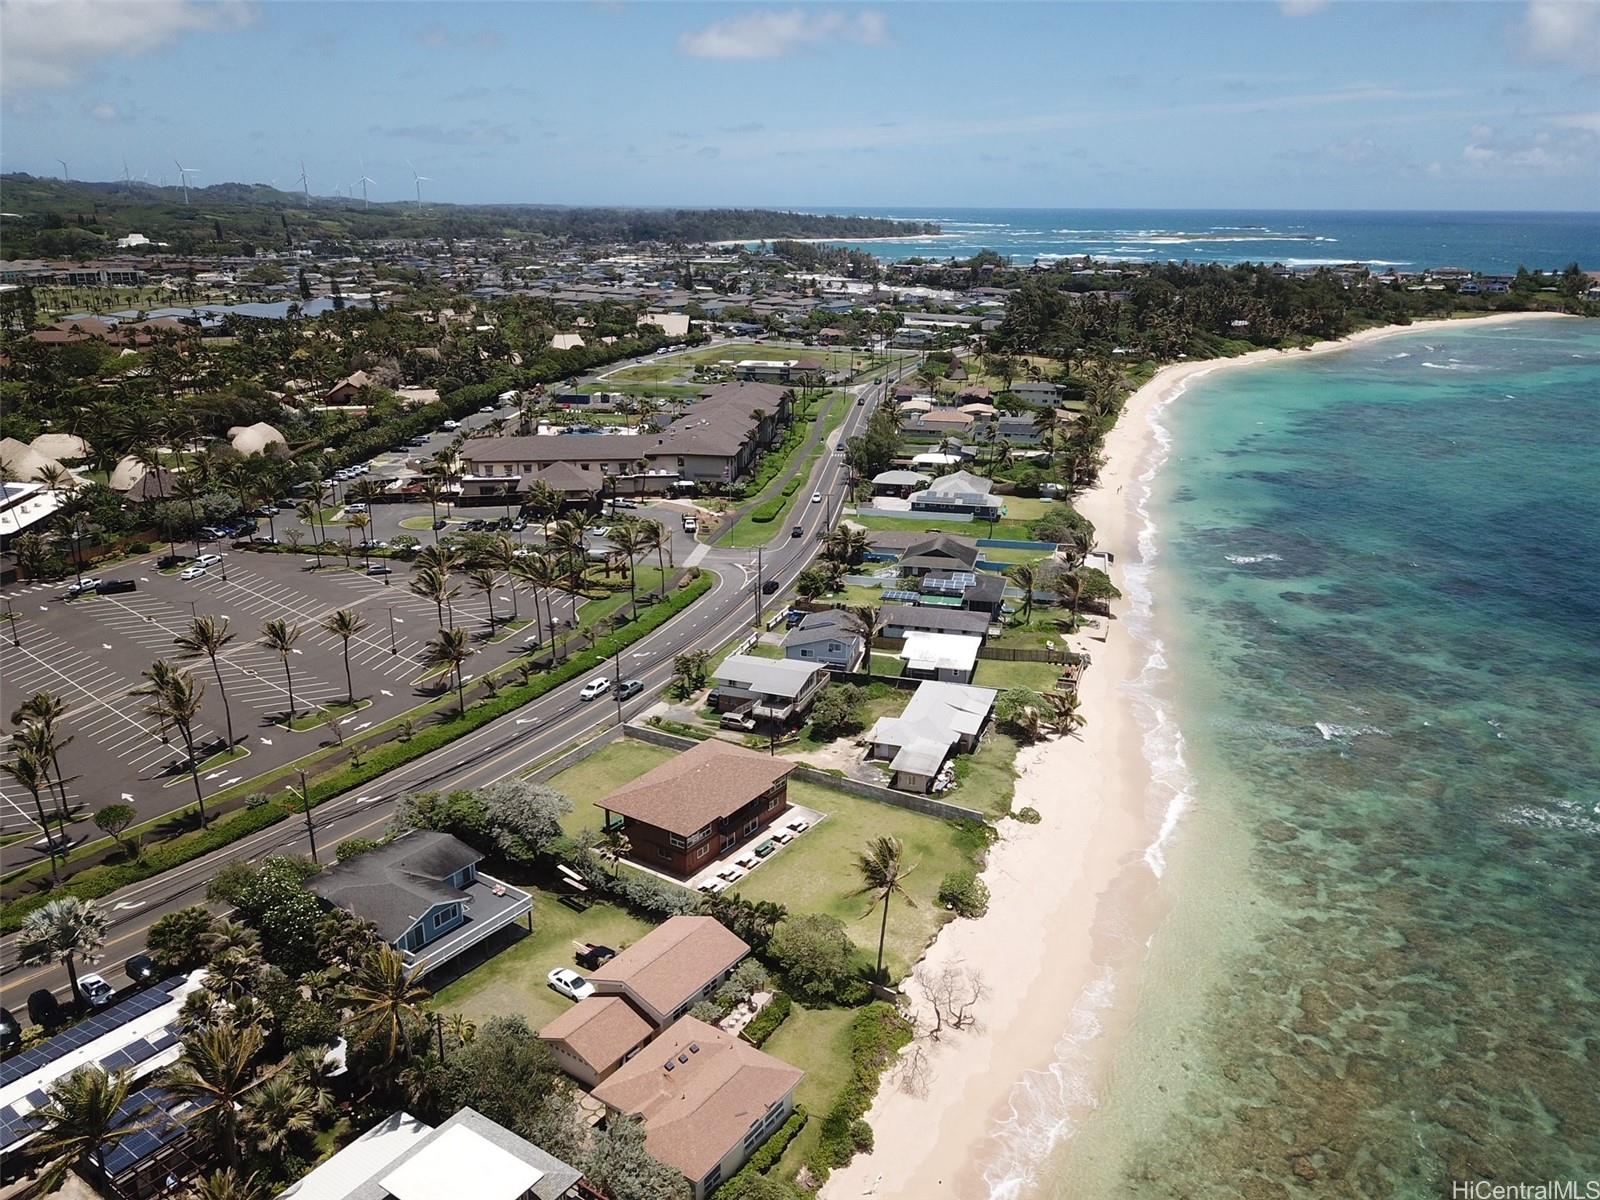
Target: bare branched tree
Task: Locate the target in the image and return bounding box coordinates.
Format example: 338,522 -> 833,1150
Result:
915,961 -> 987,1040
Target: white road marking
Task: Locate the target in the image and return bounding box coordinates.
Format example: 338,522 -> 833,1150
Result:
259,737 -> 273,746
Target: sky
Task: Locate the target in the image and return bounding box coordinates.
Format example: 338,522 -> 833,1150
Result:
1,0 -> 1597,212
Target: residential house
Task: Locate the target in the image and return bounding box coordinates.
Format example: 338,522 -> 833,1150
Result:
589,916 -> 750,1027
908,470 -> 1004,520
878,603 -> 991,641
867,680 -> 997,792
1009,381 -> 1064,406
594,739 -> 795,877
897,533 -> 980,577
304,832 -> 531,978
539,996 -> 654,1088
906,409 -> 976,439
890,327 -> 935,348
279,1107 -> 583,1200
591,1017 -> 804,1200
712,655 -> 830,726
782,610 -> 865,671
324,371 -> 373,405
871,469 -> 931,498
900,630 -> 983,684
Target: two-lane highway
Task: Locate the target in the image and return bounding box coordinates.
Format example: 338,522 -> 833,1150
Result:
0,362 -> 907,1011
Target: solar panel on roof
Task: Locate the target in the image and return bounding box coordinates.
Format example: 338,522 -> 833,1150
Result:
0,979 -> 183,1089
97,1086 -> 188,1179
883,590 -> 920,603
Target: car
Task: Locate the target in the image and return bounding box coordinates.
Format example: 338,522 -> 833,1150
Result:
433,518 -> 449,530
345,502 -> 368,514
547,968 -> 595,1001
77,974 -> 115,1009
578,677 -> 611,702
617,678 -> 644,701
811,492 -> 822,504
255,505 -> 278,517
791,526 -> 803,538
682,516 -> 698,532
785,609 -> 806,628
497,516 -> 513,530
64,577 -> 101,598
27,988 -> 63,1030
196,553 -> 222,567
762,579 -> 780,595
857,396 -> 865,406
575,943 -> 617,971
479,404 -> 496,414
720,711 -> 757,732
97,578 -> 136,595
198,526 -> 224,541
511,518 -> 528,532
0,1006 -> 20,1054
125,954 -> 158,986
366,564 -> 392,576
179,566 -> 207,581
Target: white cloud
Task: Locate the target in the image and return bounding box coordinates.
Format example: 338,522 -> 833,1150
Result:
1521,0 -> 1600,72
1548,110 -> 1600,132
1279,0 -> 1333,15
678,8 -> 889,60
0,0 -> 253,92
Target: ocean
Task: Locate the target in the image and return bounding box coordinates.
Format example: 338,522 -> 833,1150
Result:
801,207 -> 1598,274
1013,317 -> 1600,1197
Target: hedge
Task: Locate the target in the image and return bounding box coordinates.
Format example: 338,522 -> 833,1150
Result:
749,497 -> 785,524
714,1106 -> 808,1200
0,571 -> 715,932
807,1003 -> 914,1180
741,992 -> 792,1047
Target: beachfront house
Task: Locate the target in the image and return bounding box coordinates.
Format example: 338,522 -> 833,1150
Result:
900,631 -> 983,684
782,610 -> 865,671
867,680 -> 997,793
908,470 -> 1004,520
712,655 -> 830,726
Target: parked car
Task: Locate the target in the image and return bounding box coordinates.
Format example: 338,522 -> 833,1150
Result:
578,677 -> 611,702
64,577 -> 101,598
547,967 -> 595,1001
345,502 -> 368,514
575,943 -> 616,970
198,526 -> 224,541
511,518 -> 528,531
97,578 -> 137,595
196,553 -> 222,568
366,564 -> 392,576
77,974 -> 115,1009
442,419 -> 460,431
479,404 -> 496,414
179,566 -> 208,581
124,954 -> 158,986
255,505 -> 278,517
785,609 -> 806,628
0,1006 -> 20,1054
720,711 -> 757,732
682,515 -> 698,532
433,518 -> 448,530
26,989 -> 62,1030
616,678 -> 644,701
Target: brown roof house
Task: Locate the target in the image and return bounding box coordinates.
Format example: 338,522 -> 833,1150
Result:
590,916 -> 750,1026
595,739 -> 795,878
324,370 -> 373,405
591,1016 -> 804,1199
538,996 -> 654,1089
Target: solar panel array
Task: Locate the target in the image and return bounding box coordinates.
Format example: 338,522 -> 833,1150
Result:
99,1086 -> 192,1178
0,977 -> 183,1090
883,589 -> 921,603
922,572 -> 976,595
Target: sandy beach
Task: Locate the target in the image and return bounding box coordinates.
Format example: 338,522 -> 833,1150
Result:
819,309 -> 1565,1200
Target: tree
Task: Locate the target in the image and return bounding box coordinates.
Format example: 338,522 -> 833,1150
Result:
93,802 -> 137,857
914,961 -> 987,1039
809,684 -> 866,739
1042,689 -> 1086,737
18,896 -> 107,1006
320,608 -> 369,705
240,1073 -> 316,1158
794,563 -> 837,600
769,913 -> 859,1003
670,648 -> 711,696
583,1113 -> 691,1200
698,894 -> 788,951
636,517 -> 670,581
846,605 -> 885,679
175,615 -> 238,750
598,825 -> 631,877
1007,563 -> 1038,622
2,739 -> 61,882
138,662 -> 210,822
162,1022 -> 264,1167
146,906 -> 217,974
29,1066 -> 144,1192
466,565 -> 499,631
225,856 -> 325,975
853,836 -> 917,985
342,945 -> 429,1064
257,618 -> 302,723
476,779 -> 573,863
193,1168 -> 266,1200
822,524 -> 869,567
607,521 -> 646,615
422,625 -> 475,714
994,687 -> 1044,741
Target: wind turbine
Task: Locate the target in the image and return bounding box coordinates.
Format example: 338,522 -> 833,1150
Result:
297,159 -> 310,201
408,160 -> 430,212
57,158 -> 69,181
121,158 -> 131,185
174,159 -> 198,204
356,156 -> 375,209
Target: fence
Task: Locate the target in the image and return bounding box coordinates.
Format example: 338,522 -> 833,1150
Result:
977,538 -> 1059,551
622,724 -> 985,823
976,646 -> 1085,664
528,728 -> 621,783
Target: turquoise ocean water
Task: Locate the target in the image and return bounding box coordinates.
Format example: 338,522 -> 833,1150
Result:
1006,317 -> 1600,1198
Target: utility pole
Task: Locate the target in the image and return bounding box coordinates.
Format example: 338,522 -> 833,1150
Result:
612,647 -> 624,727
298,769 -> 319,864
753,546 -> 763,628
4,601 -> 19,647
387,605 -> 397,654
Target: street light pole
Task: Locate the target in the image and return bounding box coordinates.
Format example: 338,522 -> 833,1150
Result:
3,601 -> 19,647
612,648 -> 624,727
387,606 -> 398,654
298,769 -> 319,864
753,546 -> 763,628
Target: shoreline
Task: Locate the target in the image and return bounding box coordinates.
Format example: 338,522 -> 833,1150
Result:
818,308 -> 1572,1200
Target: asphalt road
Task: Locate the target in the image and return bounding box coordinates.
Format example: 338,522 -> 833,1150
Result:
0,363 -> 902,1017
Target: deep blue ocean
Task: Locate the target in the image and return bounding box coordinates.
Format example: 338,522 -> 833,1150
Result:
803,208 -> 1598,274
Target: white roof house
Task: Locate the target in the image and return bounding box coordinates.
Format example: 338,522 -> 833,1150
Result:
228,422 -> 287,456
715,654 -> 828,699
908,470 -> 1002,516
900,631 -> 982,683
868,680 -> 997,790
381,1124 -> 542,1200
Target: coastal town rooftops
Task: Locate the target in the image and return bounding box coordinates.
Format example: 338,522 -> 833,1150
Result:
919,469 -> 993,497
872,469 -> 932,487
715,654 -> 826,697
597,738 -> 795,837
901,631 -> 983,676
590,916 -> 750,1015
879,603 -> 991,636
305,831 -> 479,941
539,995 -> 653,1070
591,1016 -> 804,1183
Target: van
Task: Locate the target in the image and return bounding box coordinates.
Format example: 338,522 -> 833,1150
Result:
97,579 -> 137,595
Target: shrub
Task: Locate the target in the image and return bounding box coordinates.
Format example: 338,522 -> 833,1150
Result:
127,541 -> 151,555
849,1119 -> 875,1151
741,992 -> 791,1047
1015,806 -> 1042,824
749,497 -> 785,524
769,913 -> 860,1004
937,868 -> 991,918
808,1004 -> 914,1179
808,684 -> 865,739
690,1000 -> 722,1023
335,837 -> 381,862
715,1106 -> 808,1200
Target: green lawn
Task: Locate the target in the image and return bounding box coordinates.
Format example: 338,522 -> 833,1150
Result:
764,1003 -> 859,1178
972,658 -> 1067,693
429,895 -> 655,1031
852,514 -> 1036,540
950,731 -> 1022,816
720,395 -> 848,549
544,740 -> 675,837
978,545 -> 1055,565
733,778 -> 975,981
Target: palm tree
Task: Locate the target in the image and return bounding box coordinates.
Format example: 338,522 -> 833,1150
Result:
240,1074 -> 316,1157
1008,563 -> 1039,623
161,1022 -> 264,1167
1043,690 -> 1086,737
420,479 -> 446,541
487,537 -> 521,622
413,541 -> 464,578
18,896 -> 107,1008
172,474 -> 206,557
29,1066 -> 145,1192
636,518 -> 670,580
320,608 -> 368,705
466,566 -> 499,632
608,521 -> 646,615
175,615 -> 237,750
13,691 -> 76,819
347,513 -> 372,567
598,825 -> 631,877
341,945 -> 429,1063
295,500 -> 324,567
510,550 -> 558,649
193,1168 -> 265,1200
422,626 -> 475,714
1,741 -> 61,882
12,718 -> 74,842
852,836 -> 917,985
546,518 -> 589,595
410,565 -> 457,631
142,664 -> 210,821
258,619 -> 302,723
846,605 -> 885,679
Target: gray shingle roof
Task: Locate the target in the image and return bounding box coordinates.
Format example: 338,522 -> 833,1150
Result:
305,832 -> 480,942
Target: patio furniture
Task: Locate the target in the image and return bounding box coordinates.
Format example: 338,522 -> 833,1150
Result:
787,819 -> 810,833
735,855 -> 758,870
773,831 -> 793,844
754,840 -> 777,858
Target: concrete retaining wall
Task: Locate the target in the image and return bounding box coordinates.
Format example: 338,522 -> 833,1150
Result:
529,729 -> 621,783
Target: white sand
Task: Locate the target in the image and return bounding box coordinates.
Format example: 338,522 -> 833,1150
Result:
819,310 -> 1567,1200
